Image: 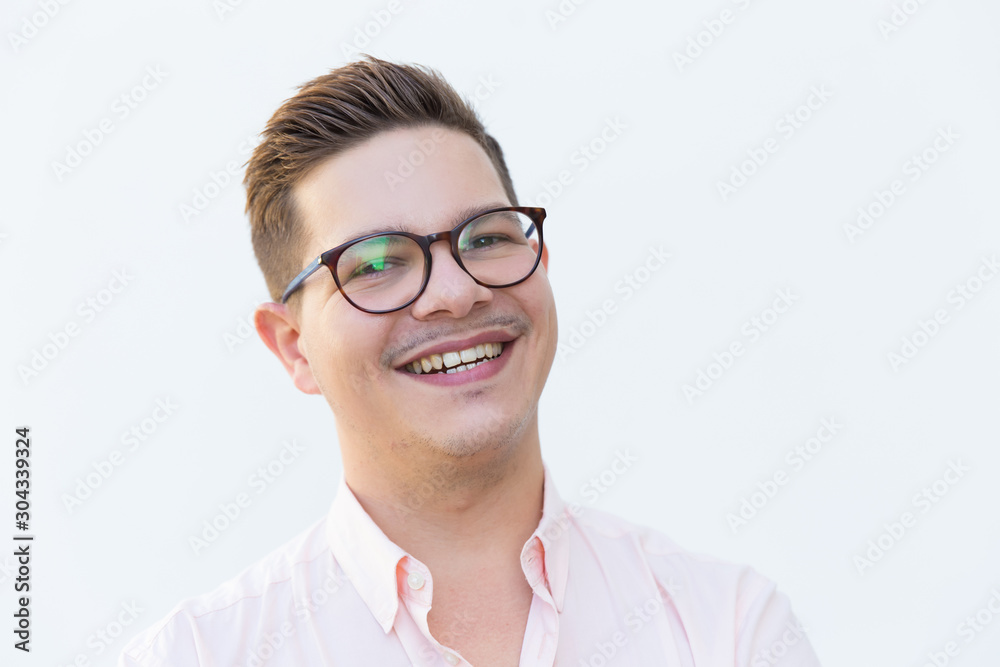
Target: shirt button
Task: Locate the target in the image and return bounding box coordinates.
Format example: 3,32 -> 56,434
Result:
407,571 -> 425,590
444,652 -> 460,665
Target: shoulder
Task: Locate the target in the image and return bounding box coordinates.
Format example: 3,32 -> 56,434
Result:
566,506 -> 819,663
119,516 -> 337,666
570,505 -> 778,612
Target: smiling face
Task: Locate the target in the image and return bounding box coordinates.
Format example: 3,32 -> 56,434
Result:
271,125 -> 557,473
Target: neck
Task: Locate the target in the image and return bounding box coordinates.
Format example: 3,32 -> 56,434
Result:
341,422 -> 545,575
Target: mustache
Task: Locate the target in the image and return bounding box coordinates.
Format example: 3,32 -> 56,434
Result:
381,313 -> 531,368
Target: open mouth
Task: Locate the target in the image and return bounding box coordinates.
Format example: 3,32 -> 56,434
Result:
403,342 -> 506,375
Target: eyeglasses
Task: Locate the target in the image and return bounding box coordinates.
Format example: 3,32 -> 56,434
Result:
280,206 -> 546,313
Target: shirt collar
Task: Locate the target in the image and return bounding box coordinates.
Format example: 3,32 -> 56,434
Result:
325,462 -> 572,632
532,464 -> 571,612
326,473 -> 407,633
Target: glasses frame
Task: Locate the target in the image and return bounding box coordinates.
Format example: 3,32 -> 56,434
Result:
280,206 -> 547,313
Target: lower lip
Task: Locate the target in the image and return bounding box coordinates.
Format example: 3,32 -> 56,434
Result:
399,340 -> 515,386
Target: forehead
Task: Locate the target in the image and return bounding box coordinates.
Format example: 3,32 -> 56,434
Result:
293,126 -> 509,252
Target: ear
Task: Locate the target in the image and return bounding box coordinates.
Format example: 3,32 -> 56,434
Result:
254,302 -> 321,395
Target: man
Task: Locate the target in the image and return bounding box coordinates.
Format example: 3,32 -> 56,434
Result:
120,57 -> 822,666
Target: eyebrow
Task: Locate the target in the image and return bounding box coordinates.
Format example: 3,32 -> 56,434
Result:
336,201 -> 511,245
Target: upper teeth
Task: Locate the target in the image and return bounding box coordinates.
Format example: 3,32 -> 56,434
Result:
406,342 -> 504,375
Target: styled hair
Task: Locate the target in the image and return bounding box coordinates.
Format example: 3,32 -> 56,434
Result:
244,56 -> 518,303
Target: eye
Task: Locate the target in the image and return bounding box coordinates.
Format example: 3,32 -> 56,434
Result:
466,234 -> 507,250
354,258 -> 386,275
338,234 -> 420,285
346,256 -> 401,281
459,211 -> 531,254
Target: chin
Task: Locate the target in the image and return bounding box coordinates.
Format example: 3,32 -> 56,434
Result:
421,409 -> 531,460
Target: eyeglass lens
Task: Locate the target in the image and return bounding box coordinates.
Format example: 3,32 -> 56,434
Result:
334,210 -> 539,311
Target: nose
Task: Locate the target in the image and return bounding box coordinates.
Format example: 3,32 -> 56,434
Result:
408,240 -> 493,320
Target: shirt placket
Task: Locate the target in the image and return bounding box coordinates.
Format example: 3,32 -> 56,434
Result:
396,558 -> 470,666
519,539 -> 559,666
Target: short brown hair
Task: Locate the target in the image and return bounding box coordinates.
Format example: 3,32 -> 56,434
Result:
244,56 -> 518,303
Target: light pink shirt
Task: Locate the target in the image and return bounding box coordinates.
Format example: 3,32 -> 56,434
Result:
120,465 -> 822,666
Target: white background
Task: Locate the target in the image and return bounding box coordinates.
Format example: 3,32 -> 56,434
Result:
3,0 -> 999,665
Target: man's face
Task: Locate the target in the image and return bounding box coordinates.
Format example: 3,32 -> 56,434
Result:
288,126 -> 558,460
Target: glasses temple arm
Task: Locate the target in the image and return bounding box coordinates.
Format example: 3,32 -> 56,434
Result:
280,257 -> 323,303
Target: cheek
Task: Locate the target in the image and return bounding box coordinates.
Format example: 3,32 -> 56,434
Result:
527,278 -> 558,332
311,319 -> 395,396
312,344 -> 387,426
